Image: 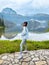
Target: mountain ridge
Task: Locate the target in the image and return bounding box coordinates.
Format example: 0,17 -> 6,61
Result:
0,7 -> 49,32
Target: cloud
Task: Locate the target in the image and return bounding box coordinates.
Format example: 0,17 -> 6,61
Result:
20,0 -> 49,15
16,0 -> 49,15
0,0 -> 31,9
0,0 -> 49,15
31,0 -> 49,9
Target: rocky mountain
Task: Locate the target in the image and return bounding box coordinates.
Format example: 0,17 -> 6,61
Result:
1,8 -> 30,24
27,19 -> 48,32
30,13 -> 49,21
0,8 -> 49,33
1,8 -> 49,24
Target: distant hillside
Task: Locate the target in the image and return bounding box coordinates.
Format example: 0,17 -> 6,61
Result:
0,8 -> 49,26
1,8 -> 30,24
31,13 -> 49,21
0,8 -> 49,32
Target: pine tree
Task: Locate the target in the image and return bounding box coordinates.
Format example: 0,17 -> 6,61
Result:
0,18 -> 5,27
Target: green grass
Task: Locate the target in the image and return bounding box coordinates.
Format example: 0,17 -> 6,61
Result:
45,28 -> 49,32
0,40 -> 49,54
0,26 -> 5,28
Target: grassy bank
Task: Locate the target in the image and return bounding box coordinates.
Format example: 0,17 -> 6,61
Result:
0,40 -> 49,54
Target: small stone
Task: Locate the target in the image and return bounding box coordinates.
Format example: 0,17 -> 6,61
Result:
44,56 -> 47,59
32,57 -> 39,61
8,54 -> 14,58
23,57 -> 31,62
0,60 -> 3,64
30,61 -> 34,65
35,61 -> 47,65
31,55 -> 34,58
7,56 -> 13,62
39,55 -> 45,60
44,55 -> 49,60
46,60 -> 49,65
2,60 -> 11,65
14,52 -> 19,57
9,64 -> 12,65
2,55 -> 8,60
22,62 -> 29,65
44,51 -> 49,55
29,51 -> 35,55
23,53 -> 30,57
35,54 -> 39,57
19,62 -> 21,65
14,59 -> 19,63
19,58 -> 23,62
12,61 -> 15,64
23,54 -> 30,59
14,64 -> 19,65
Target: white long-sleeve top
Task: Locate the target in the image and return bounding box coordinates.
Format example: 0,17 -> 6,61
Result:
21,27 -> 29,39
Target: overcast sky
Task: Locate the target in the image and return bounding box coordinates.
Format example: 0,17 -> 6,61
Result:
0,0 -> 49,15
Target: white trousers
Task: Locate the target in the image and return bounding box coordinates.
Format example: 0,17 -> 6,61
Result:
20,39 -> 27,54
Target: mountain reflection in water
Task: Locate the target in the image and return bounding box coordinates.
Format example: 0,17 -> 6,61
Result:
0,27 -> 20,39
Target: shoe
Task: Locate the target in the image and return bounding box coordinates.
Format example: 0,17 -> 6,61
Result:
18,54 -> 23,60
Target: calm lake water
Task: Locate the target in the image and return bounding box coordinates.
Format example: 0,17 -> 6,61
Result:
0,26 -> 47,39
0,27 -> 21,39
0,22 -> 25,39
